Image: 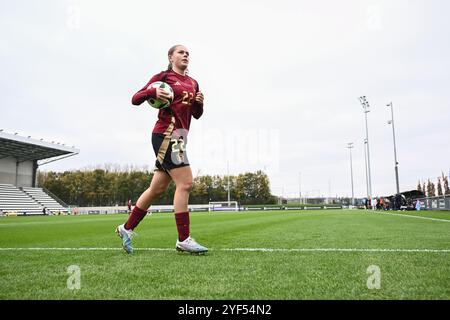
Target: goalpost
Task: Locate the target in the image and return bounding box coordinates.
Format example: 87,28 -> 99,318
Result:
208,201 -> 239,212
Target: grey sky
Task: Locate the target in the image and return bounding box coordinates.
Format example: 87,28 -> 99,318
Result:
1,0 -> 449,198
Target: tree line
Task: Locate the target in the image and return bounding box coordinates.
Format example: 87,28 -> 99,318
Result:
417,173 -> 450,197
38,168 -> 277,207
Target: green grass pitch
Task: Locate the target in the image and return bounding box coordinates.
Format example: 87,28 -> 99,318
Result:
0,209 -> 449,300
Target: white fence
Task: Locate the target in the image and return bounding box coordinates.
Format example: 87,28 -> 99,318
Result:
71,204 -> 211,215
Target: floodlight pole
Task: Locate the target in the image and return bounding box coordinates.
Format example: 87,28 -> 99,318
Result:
298,172 -> 302,204
387,102 -> 400,194
227,161 -> 230,206
363,139 -> 369,199
328,179 -> 331,204
359,96 -> 373,199
347,143 -> 355,207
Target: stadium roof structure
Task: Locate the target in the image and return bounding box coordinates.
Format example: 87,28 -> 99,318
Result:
400,190 -> 425,198
0,130 -> 80,164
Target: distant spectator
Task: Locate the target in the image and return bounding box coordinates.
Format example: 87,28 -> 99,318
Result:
394,195 -> 400,210
127,199 -> 132,214
400,195 -> 407,210
415,199 -> 421,211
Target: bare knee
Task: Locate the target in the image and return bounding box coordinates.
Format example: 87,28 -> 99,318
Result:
176,180 -> 193,193
152,185 -> 167,197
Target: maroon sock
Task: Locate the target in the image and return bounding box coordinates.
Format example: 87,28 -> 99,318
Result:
124,206 -> 148,230
175,211 -> 190,241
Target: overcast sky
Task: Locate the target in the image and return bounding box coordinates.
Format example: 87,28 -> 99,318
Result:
1,0 -> 449,198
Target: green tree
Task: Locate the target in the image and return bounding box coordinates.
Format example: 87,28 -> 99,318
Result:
444,175 -> 450,196
437,177 -> 443,196
427,179 -> 436,197
235,171 -> 275,205
38,167 -> 278,206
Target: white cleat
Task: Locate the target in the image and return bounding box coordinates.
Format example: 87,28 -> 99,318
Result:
115,224 -> 134,254
176,236 -> 208,254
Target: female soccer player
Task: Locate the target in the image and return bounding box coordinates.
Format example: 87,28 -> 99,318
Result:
116,45 -> 207,254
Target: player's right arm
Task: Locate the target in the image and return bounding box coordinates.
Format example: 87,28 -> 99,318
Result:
131,72 -> 171,105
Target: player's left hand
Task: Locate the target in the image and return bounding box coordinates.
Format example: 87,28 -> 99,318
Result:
195,91 -> 204,104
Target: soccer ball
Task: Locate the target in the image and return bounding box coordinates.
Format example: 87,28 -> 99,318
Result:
146,81 -> 174,109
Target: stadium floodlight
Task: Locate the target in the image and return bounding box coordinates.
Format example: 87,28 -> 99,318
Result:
359,96 -> 373,199
387,102 -> 400,194
347,143 -> 355,207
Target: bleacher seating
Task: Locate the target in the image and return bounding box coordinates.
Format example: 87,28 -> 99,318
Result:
0,184 -> 43,215
0,184 -> 68,215
22,187 -> 67,213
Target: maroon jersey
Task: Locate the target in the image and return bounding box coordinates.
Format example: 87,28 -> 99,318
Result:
131,70 -> 204,134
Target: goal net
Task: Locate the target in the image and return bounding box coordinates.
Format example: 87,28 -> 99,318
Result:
208,201 -> 239,212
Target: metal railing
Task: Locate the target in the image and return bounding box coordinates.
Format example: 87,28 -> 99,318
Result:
41,186 -> 68,208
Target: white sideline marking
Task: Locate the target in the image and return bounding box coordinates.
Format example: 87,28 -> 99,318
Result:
372,211 -> 450,223
0,247 -> 448,253
221,248 -> 450,253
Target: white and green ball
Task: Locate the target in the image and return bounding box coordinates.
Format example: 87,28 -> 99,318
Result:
146,81 -> 174,109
